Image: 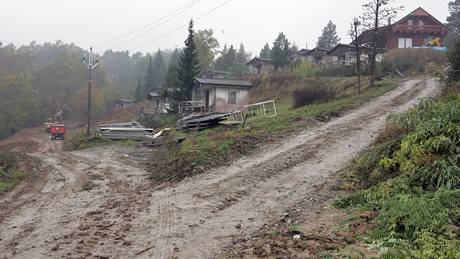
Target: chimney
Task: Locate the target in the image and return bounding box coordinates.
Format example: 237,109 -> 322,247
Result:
388,17 -> 392,26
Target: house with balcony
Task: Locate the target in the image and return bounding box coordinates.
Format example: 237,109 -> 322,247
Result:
355,7 -> 449,49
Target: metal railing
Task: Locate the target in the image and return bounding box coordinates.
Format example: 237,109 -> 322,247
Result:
179,101 -> 206,114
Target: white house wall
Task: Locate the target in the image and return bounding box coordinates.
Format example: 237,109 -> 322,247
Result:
214,87 -> 250,113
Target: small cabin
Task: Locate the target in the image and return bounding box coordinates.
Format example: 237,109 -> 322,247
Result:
114,99 -> 135,109
247,57 -> 275,74
192,78 -> 253,113
146,90 -> 170,114
305,47 -> 331,64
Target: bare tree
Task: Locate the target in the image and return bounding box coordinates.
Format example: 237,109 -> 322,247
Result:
362,0 -> 402,87
349,18 -> 363,94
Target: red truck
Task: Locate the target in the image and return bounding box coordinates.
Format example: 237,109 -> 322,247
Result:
50,125 -> 66,140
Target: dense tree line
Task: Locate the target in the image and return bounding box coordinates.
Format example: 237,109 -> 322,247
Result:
0,41 -> 176,139
0,41 -> 113,138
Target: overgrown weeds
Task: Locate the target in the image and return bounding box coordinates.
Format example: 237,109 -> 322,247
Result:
0,152 -> 26,192
382,48 -> 447,75
292,79 -> 337,108
335,93 -> 460,258
63,132 -> 111,151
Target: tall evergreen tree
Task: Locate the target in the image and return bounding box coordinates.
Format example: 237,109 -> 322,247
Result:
271,32 -> 290,71
152,49 -> 167,88
223,45 -> 237,69
260,43 -> 272,59
447,0 -> 460,33
134,78 -> 143,102
143,54 -> 155,94
165,48 -> 180,90
171,20 -> 200,112
237,43 -> 249,63
317,21 -> 341,49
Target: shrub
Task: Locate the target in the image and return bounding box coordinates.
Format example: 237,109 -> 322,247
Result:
293,60 -> 319,78
448,38 -> 460,82
138,114 -> 177,129
318,64 -> 372,77
382,48 -> 447,75
63,132 -> 110,151
0,152 -> 26,192
335,93 -> 460,257
292,79 -> 337,108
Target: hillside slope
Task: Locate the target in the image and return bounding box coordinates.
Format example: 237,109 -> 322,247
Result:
0,79 -> 438,258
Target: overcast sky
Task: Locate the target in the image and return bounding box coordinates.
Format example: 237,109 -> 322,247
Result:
0,0 -> 451,55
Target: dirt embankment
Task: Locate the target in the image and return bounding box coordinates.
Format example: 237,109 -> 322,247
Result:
0,79 -> 438,258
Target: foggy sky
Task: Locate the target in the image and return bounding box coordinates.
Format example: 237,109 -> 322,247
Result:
0,0 -> 451,55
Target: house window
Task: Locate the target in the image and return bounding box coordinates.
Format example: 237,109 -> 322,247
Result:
408,19 -> 413,26
398,38 -> 413,48
228,91 -> 237,104
418,20 -> 424,26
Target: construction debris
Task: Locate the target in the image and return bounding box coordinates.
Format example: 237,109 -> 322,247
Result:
176,100 -> 278,130
97,121 -> 154,140
176,113 -> 231,130
142,128 -> 172,147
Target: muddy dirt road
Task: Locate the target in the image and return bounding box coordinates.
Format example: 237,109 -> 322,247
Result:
0,79 -> 438,258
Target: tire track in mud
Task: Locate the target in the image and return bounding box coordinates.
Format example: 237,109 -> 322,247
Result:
0,79 -> 438,259
128,79 -> 438,258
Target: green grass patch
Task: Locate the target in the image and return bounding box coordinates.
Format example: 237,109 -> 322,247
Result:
149,79 -> 398,182
0,152 -> 27,192
63,131 -> 140,151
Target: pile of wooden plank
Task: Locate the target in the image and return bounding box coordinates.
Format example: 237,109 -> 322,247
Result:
97,121 -> 154,140
175,113 -> 231,130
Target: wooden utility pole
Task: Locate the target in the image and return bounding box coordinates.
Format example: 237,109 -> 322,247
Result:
354,18 -> 362,95
82,47 -> 99,137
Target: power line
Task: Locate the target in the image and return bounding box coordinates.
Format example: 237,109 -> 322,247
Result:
128,0 -> 234,52
95,0 -> 200,48
109,0 -> 202,50
82,47 -> 99,137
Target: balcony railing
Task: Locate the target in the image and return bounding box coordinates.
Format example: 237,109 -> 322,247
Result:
392,25 -> 447,34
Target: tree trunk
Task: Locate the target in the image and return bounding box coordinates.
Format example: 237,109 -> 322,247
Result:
370,2 -> 380,88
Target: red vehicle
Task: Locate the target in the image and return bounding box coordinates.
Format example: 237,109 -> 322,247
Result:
50,125 -> 66,140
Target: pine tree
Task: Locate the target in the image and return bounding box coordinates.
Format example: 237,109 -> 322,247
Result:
143,54 -> 156,96
317,21 -> 341,49
165,48 -> 180,90
214,45 -> 228,71
134,78 -> 143,102
237,43 -> 249,63
152,49 -> 167,88
223,45 -> 237,69
447,0 -> 460,33
260,43 -> 272,59
271,32 -> 290,71
171,20 -> 200,112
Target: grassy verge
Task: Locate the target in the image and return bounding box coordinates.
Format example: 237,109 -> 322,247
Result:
333,92 -> 460,258
149,79 -> 398,182
0,152 -> 27,192
63,131 -> 139,151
